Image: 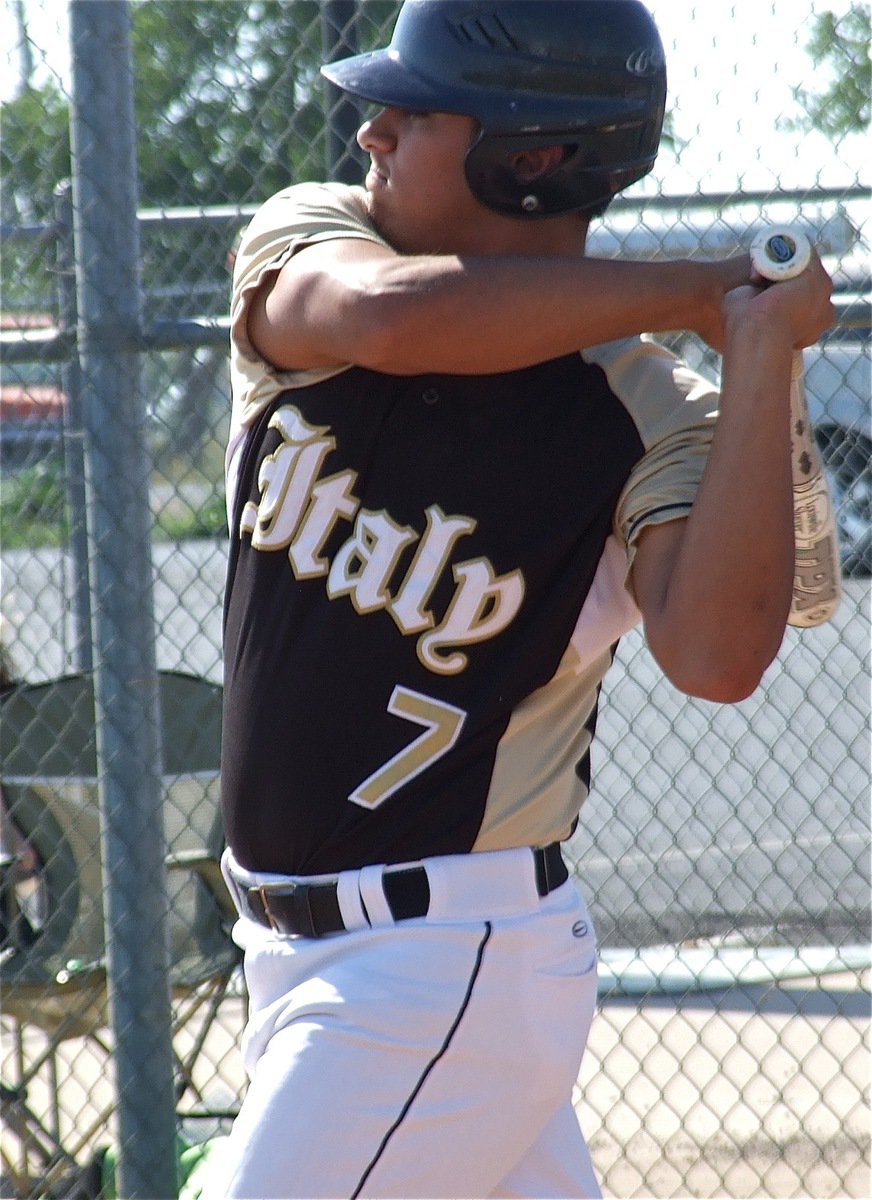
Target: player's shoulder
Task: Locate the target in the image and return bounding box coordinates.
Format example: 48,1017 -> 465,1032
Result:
235,180 -> 388,266
583,334 -> 719,448
258,180 -> 370,223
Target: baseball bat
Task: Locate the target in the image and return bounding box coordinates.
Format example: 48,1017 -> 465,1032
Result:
749,226 -> 842,626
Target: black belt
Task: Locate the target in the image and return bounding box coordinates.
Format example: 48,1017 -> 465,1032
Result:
234,843 -> 568,939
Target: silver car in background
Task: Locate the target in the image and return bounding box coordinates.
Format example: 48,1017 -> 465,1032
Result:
805,293 -> 870,577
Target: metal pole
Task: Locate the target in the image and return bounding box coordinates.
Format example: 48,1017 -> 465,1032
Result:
320,0 -> 367,183
54,180 -> 92,674
67,3 -> 178,1197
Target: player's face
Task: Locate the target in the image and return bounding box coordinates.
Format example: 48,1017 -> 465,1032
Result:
357,107 -> 486,254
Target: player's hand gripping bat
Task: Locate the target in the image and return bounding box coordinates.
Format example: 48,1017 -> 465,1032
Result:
749,226 -> 842,626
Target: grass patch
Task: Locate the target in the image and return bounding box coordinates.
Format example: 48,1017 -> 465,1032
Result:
153,491 -> 228,541
0,460 -> 68,549
1,463 -> 228,548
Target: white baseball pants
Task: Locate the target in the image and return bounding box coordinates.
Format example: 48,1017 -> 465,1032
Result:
205,846 -> 601,1199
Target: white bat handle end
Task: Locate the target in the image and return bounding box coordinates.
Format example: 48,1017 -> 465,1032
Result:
750,226 -> 812,281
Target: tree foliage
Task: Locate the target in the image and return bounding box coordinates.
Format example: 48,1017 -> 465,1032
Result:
0,1 -> 398,310
0,80 -> 70,226
1,2 -> 399,214
131,0 -> 327,207
793,5 -> 871,136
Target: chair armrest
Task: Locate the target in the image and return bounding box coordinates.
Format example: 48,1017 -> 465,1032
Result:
165,850 -> 236,921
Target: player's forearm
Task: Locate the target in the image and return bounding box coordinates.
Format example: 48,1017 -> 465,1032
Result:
345,254 -> 736,374
257,247 -> 744,375
642,317 -> 796,701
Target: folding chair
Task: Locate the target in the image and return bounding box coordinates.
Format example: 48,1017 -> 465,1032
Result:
0,672 -> 242,1199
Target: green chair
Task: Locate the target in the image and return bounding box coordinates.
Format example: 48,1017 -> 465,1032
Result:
0,672 -> 241,1199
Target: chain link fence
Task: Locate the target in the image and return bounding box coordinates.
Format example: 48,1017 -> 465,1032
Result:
1,1 -> 869,1197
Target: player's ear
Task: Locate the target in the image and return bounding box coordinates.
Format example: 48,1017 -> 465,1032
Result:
508,145 -> 567,184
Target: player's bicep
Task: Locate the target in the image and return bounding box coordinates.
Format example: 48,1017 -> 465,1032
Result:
629,517 -> 687,644
247,238 -> 398,372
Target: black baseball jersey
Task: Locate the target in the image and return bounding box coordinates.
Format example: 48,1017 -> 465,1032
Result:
222,184 -> 720,875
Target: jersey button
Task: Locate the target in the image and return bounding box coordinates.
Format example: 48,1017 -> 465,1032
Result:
422,387 -> 440,405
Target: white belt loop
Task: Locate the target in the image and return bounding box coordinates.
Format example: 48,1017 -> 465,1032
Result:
221,847 -> 239,907
336,871 -> 370,932
358,864 -> 395,926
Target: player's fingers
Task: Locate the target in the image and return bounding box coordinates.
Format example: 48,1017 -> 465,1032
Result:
754,248 -> 834,344
794,254 -> 836,338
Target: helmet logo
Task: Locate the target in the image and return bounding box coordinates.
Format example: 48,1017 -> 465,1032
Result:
626,45 -> 665,77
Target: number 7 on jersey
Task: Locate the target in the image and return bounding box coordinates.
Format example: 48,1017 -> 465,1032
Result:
349,686 -> 467,810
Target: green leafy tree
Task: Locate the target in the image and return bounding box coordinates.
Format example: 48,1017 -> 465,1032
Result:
792,5 -> 870,136
1,1 -> 401,474
132,0 -> 330,207
1,1 -> 398,306
0,81 -> 70,227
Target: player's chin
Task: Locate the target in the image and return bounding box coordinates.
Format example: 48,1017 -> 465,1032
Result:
365,166 -> 388,193
365,196 -> 398,248
368,202 -> 423,255
368,193 -> 452,256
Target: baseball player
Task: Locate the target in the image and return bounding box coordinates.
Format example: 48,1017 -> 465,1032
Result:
211,2 -> 835,1196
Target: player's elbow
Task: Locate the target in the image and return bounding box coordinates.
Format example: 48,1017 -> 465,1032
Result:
250,259 -> 417,375
654,636 -> 780,704
645,585 -> 789,703
682,667 -> 765,704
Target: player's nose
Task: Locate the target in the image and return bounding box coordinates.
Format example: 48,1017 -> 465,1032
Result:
357,107 -> 398,154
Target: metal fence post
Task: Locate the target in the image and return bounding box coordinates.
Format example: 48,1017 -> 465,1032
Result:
320,0 -> 367,183
68,3 -> 178,1197
54,179 -> 92,675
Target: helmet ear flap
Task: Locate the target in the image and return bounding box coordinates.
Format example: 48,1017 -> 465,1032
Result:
463,139 -> 517,216
465,135 -> 612,218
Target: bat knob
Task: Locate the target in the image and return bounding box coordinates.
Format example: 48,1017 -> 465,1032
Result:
750,226 -> 812,281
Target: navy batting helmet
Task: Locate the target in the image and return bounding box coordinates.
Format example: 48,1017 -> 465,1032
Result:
320,0 -> 667,218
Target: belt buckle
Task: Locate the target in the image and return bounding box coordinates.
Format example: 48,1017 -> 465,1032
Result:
256,884 -> 282,933
254,881 -> 318,938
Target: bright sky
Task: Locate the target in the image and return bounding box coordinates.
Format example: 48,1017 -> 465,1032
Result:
1,0 -> 868,196
647,0 -> 868,194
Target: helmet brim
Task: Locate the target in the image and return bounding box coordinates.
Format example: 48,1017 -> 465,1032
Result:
321,51 -> 473,116
322,51 -> 652,134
